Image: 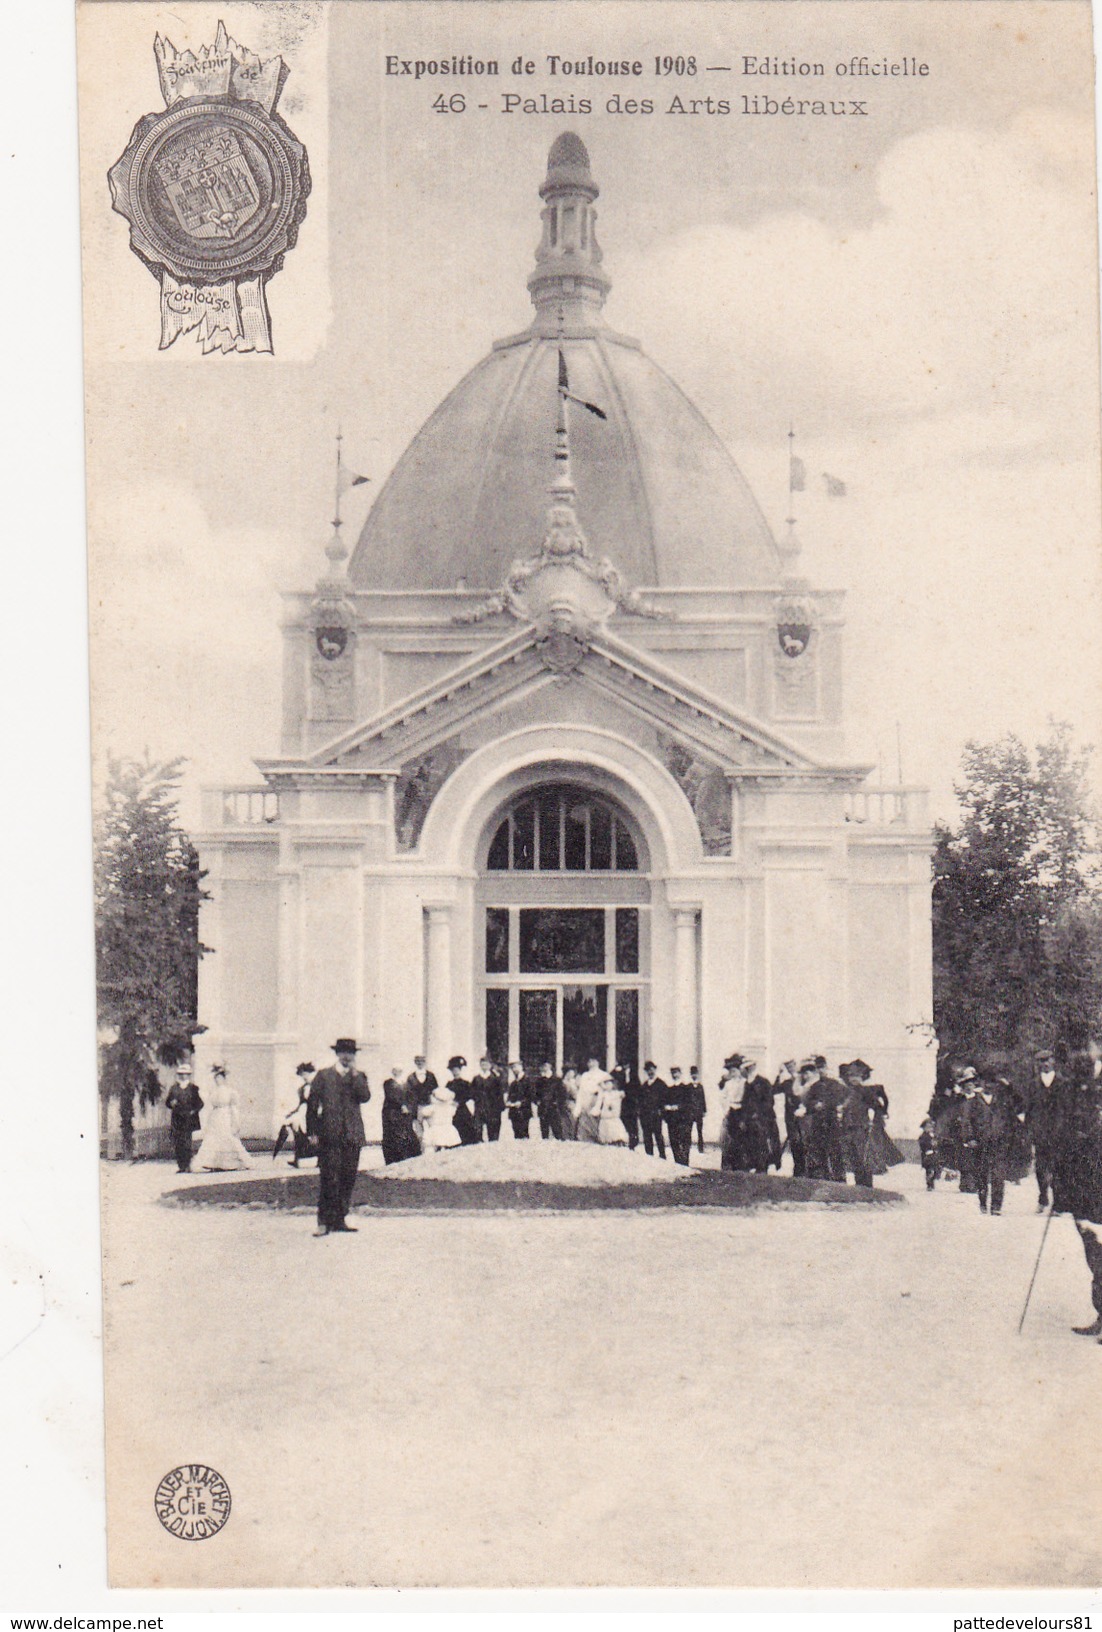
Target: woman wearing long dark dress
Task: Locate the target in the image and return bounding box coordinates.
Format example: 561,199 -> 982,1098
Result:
720,1055 -> 779,1172
843,1059 -> 904,1176
381,1066 -> 421,1164
447,1056 -> 480,1145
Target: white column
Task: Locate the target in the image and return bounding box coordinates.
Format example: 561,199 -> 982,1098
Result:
424,905 -> 453,1074
275,834 -> 300,1039
672,908 -> 699,1069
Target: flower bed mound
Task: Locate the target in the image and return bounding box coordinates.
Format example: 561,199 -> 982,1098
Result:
385,1141 -> 685,1186
163,1140 -> 903,1211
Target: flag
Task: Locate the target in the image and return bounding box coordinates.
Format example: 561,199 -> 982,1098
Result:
338,466 -> 371,495
557,348 -> 608,420
789,455 -> 806,493
823,473 -> 847,497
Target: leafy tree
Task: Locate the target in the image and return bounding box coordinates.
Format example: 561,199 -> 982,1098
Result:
94,755 -> 209,1155
932,722 -> 1102,1075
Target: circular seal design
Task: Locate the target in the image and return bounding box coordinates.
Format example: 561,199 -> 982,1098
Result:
154,1464 -> 232,1541
110,97 -> 309,285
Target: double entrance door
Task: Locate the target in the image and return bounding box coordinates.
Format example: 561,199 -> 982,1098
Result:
480,902 -> 648,1073
511,983 -> 639,1075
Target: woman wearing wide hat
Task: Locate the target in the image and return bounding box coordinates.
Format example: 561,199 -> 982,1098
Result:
273,1061 -> 315,1165
447,1055 -> 480,1145
196,1064 -> 254,1172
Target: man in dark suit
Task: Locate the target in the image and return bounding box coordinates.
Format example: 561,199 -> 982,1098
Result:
505,1061 -> 534,1139
164,1063 -> 203,1173
638,1061 -> 667,1158
688,1066 -> 707,1154
663,1066 -> 694,1166
404,1055 -> 437,1119
742,1057 -> 782,1172
615,1065 -> 640,1148
307,1038 -> 371,1235
1052,1046 -> 1102,1338
962,1071 -> 1024,1215
773,1060 -> 803,1175
471,1056 -> 505,1142
1028,1048 -> 1065,1212
536,1062 -> 570,1139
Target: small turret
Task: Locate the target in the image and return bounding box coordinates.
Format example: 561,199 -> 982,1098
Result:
527,133 -> 611,333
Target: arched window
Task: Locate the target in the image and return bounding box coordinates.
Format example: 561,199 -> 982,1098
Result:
486,784 -> 639,872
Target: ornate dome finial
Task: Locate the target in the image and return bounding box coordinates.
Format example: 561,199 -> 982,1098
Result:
528,131 -> 611,334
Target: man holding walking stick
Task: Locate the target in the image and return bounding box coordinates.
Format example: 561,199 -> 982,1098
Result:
1051,1044 -> 1102,1340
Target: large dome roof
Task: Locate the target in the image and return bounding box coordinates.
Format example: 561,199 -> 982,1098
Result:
349,137 -> 781,594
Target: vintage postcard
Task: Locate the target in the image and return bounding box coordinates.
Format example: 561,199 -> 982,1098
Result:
76,0 -> 1102,1593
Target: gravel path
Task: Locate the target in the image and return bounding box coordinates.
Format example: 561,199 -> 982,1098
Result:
101,1159 -> 1102,1589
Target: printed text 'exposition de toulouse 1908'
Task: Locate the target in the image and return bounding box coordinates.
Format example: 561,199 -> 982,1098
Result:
384,53 -> 932,117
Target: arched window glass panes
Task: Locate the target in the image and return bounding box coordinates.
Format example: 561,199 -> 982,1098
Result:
486,785 -> 640,872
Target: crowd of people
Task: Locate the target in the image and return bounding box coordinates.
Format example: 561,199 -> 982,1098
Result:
275,1045 -> 905,1187
161,1030 -> 1102,1339
919,1043 -> 1102,1340
372,1053 -> 706,1167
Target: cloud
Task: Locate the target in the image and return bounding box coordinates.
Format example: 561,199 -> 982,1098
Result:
606,112 -> 1102,815
87,479 -> 307,822
615,112 -> 1098,447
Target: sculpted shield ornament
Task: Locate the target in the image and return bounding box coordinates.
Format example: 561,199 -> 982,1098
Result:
316,627 -> 349,661
778,621 -> 812,659
775,591 -> 816,660
108,23 -> 310,354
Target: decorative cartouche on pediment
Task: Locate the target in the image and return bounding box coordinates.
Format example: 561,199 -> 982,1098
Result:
308,442 -> 363,719
454,505 -> 664,641
772,516 -> 820,718
310,568 -> 357,721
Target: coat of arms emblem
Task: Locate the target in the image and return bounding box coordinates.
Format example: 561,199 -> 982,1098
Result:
778,622 -> 812,659
108,22 -> 309,354
316,628 -> 349,662
775,592 -> 816,659
156,125 -> 261,241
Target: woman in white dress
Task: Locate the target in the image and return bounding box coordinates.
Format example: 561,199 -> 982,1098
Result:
196,1064 -> 254,1171
573,1060 -> 605,1143
421,1080 -> 461,1154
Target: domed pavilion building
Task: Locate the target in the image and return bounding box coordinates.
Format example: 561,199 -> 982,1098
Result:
197,134 -> 935,1142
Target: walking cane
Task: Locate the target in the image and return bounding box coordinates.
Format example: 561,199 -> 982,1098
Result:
1017,1203 -> 1056,1335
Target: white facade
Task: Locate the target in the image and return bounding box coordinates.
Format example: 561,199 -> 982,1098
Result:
195,134 -> 935,1140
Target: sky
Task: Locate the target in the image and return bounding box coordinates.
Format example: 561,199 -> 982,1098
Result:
78,0 -> 1102,825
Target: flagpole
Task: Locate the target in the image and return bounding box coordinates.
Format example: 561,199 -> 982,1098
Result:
333,425 -> 344,531
554,349 -> 572,495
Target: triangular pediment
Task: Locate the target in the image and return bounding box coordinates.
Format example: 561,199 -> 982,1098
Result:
257,623 -> 840,783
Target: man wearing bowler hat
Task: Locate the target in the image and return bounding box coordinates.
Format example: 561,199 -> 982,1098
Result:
307,1039 -> 371,1235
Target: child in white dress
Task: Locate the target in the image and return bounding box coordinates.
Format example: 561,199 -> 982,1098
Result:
595,1078 -> 628,1145
421,1082 -> 461,1154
